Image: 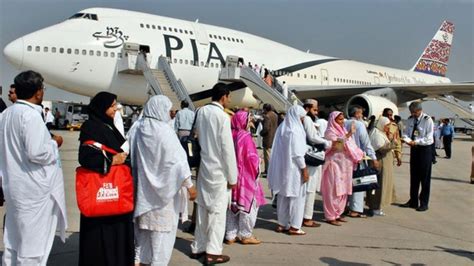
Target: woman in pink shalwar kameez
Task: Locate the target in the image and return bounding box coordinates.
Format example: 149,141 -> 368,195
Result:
225,110 -> 266,244
321,111 -> 363,226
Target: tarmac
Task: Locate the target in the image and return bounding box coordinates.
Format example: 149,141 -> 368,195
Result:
0,131 -> 473,265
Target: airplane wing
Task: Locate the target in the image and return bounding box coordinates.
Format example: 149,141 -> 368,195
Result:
291,82 -> 474,106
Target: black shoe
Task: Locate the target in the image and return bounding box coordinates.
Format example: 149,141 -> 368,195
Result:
400,201 -> 417,208
416,206 -> 429,212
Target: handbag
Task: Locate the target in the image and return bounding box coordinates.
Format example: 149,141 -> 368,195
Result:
304,144 -> 325,167
352,160 -> 379,192
180,134 -> 201,168
75,141 -> 134,217
180,107 -> 202,168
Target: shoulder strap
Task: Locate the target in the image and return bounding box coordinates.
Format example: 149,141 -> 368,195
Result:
82,140 -> 119,155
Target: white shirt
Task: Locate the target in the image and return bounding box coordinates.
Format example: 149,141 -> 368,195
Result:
303,116 -> 331,149
282,83 -> 289,99
0,100 -> 67,257
195,102 -> 238,212
175,108 -> 195,131
44,111 -> 54,124
403,112 -> 434,146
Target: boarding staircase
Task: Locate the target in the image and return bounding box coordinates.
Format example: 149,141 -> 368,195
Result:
119,42 -> 195,111
436,96 -> 473,127
219,56 -> 302,112
136,54 -> 195,111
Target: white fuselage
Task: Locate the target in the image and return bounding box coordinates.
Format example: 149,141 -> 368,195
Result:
4,8 -> 451,106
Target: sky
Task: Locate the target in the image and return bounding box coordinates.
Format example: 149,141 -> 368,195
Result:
0,0 -> 472,116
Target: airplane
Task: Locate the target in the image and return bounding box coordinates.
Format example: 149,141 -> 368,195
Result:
3,7 -> 473,116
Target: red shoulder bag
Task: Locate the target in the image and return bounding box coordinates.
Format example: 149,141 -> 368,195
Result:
76,140 -> 134,217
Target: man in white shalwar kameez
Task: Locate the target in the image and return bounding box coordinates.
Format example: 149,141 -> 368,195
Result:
268,105 -> 309,235
0,71 -> 67,266
190,83 -> 237,264
129,95 -> 197,266
302,100 -> 331,227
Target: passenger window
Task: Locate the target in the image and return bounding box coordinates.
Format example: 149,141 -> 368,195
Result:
179,29 -> 183,33
184,30 -> 188,34
35,46 -> 40,52
231,38 -> 235,42
104,51 -> 108,57
189,31 -> 193,35
152,25 -> 156,29
89,50 -> 94,56
140,23 -> 144,28
82,49 -> 87,55
174,28 -> 178,32
209,34 -> 212,38
213,35 -> 217,39
44,47 -> 48,52
200,61 -> 204,67
118,53 -> 122,58
67,48 -> 72,54
157,26 -> 161,30
111,52 -> 115,58
185,59 -> 188,64
59,48 -> 64,54
211,62 -> 214,67
27,45 -> 32,51
179,59 -> 183,64
146,24 -> 150,29
218,36 -> 222,40
96,51 -> 101,56
173,58 -> 177,63
52,47 -> 56,53
297,73 -> 300,78
75,49 -> 79,55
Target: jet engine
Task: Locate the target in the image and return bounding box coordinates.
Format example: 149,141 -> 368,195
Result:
345,94 -> 399,118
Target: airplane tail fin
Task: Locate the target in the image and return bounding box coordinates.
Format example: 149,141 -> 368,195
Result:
411,20 -> 454,77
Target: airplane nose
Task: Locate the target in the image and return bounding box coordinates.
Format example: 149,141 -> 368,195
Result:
3,37 -> 24,69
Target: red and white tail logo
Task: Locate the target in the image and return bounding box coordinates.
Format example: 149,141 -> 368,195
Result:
412,21 -> 454,77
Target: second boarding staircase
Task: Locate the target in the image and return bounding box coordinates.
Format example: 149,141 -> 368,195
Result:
436,96 -> 473,128
219,56 -> 302,112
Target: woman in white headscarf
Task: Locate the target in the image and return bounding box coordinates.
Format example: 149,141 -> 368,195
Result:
268,105 -> 309,235
367,116 -> 398,216
129,95 -> 197,265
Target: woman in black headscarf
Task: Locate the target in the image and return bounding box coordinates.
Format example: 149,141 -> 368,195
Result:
78,91 -> 134,266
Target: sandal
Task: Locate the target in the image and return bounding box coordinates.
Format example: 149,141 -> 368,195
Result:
302,220 -> 321,228
240,236 -> 261,245
326,220 -> 342,226
347,211 -> 367,218
189,252 -> 206,259
275,225 -> 289,233
288,228 -> 306,235
337,217 -> 348,223
205,254 -> 230,265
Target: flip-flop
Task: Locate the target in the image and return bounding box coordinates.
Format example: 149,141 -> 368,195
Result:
326,220 -> 342,226
205,254 -> 230,265
302,221 -> 321,227
275,225 -> 289,233
347,212 -> 367,218
288,229 -> 306,235
337,217 -> 348,222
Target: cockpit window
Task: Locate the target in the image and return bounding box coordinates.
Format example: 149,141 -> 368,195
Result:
68,13 -> 98,21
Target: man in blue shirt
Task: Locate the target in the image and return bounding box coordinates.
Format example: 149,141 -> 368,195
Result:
440,118 -> 454,159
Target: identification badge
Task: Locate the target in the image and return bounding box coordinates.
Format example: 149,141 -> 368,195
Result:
413,129 -> 419,137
